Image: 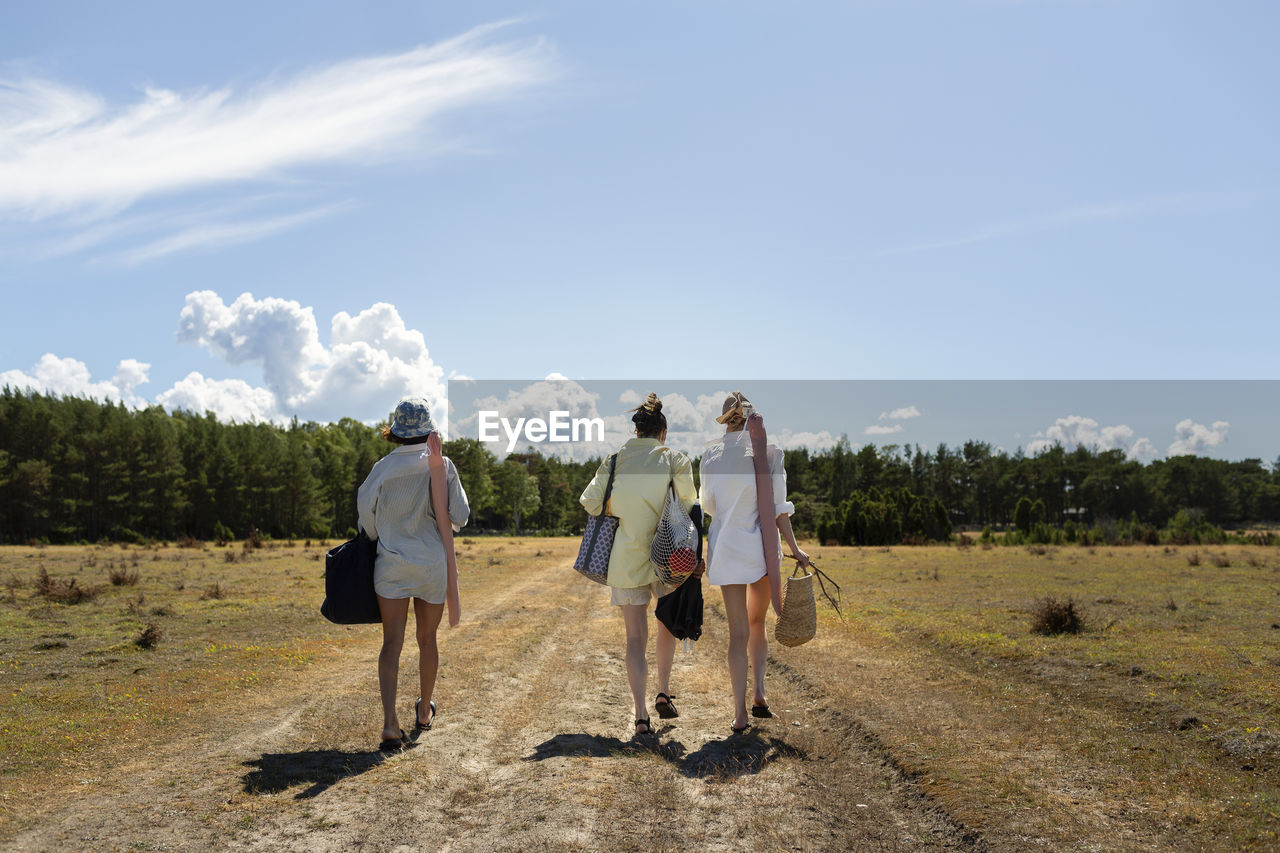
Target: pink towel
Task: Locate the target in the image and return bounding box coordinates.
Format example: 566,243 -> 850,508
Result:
427,433 -> 461,626
747,413 -> 783,615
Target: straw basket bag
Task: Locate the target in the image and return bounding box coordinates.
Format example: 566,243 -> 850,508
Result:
774,565 -> 818,647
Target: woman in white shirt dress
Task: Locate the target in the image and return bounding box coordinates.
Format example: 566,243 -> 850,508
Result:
580,394 -> 697,736
357,397 -> 469,750
698,392 -> 808,732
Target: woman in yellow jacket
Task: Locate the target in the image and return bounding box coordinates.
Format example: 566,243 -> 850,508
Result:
580,393 -> 697,736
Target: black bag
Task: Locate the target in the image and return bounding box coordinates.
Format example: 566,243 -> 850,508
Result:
320,530 -> 381,624
656,503 -> 704,642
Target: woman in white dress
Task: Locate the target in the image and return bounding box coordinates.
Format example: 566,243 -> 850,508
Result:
698,392 -> 809,732
358,397 -> 469,750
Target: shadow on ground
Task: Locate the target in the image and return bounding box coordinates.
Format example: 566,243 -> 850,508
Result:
242,742 -> 416,799
524,728 -> 804,780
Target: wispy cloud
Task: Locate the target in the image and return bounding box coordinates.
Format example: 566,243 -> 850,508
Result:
0,21 -> 555,260
109,203 -> 347,265
865,423 -> 903,435
882,193 -> 1239,256
879,405 -> 920,420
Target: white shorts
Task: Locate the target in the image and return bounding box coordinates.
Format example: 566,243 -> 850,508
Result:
609,580 -> 672,606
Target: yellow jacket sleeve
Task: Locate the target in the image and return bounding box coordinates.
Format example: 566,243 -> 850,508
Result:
579,455 -> 612,516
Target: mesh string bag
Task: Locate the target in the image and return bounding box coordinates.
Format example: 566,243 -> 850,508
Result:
650,483 -> 698,588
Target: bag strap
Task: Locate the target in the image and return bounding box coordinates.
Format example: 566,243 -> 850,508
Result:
599,454 -> 618,516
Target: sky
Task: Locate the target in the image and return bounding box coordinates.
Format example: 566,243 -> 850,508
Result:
1,2 -> 1277,459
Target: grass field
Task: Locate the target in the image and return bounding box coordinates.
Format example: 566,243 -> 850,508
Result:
1,538 -> 1277,850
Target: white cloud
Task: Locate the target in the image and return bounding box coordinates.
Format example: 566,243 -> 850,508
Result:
171,291 -> 446,426
1,22 -> 555,261
545,372 -> 569,381
879,406 -> 920,420
1026,414 -> 1154,460
0,24 -> 554,219
864,423 -> 903,435
1168,419 -> 1229,456
156,373 -> 279,423
177,290 -> 326,405
0,353 -> 150,405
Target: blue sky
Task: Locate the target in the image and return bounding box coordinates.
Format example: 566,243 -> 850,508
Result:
1,2 -> 1277,454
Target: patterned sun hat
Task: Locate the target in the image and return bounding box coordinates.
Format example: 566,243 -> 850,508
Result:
389,397 -> 437,439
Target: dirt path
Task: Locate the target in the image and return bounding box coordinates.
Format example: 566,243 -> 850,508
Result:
10,559 -> 985,852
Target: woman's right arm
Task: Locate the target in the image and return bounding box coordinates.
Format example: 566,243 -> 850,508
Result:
579,456 -> 611,515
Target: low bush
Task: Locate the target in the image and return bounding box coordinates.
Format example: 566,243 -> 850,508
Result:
135,623 -> 165,649
108,567 -> 140,586
35,569 -> 100,604
1030,596 -> 1083,635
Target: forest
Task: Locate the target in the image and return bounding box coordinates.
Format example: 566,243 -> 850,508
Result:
2,389 -> 1278,545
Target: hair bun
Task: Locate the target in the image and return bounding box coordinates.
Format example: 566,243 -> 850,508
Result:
643,392 -> 662,414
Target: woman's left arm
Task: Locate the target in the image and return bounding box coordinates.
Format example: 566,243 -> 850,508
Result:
673,451 -> 697,513
445,458 -> 470,531
770,448 -> 808,567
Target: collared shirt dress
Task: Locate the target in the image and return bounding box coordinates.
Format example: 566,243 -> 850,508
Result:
357,443 -> 470,603
698,429 -> 795,586
579,437 -> 697,592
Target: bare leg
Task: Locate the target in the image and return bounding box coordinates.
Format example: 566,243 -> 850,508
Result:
721,583 -> 750,729
620,604 -> 650,732
746,574 -> 771,707
654,618 -> 677,698
377,595 -> 411,742
414,598 -> 445,725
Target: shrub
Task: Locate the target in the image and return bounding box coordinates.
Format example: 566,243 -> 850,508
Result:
1187,551 -> 1201,567
177,534 -> 198,549
1030,596 -> 1083,635
1210,554 -> 1231,568
243,529 -> 264,551
200,583 -> 226,600
108,567 -> 140,586
35,569 -> 100,604
135,623 -> 165,649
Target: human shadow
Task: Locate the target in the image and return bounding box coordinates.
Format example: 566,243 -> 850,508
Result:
242,742 -> 415,799
523,727 -> 803,781
678,728 -> 805,779
523,729 -> 688,764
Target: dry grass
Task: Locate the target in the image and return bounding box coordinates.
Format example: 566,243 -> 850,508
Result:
797,542 -> 1280,850
3,539 -> 1278,851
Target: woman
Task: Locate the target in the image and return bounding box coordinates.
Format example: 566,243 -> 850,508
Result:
357,397 -> 469,751
699,392 -> 809,732
580,393 -> 697,736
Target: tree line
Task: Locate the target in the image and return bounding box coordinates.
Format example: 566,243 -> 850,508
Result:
2,389 -> 1278,545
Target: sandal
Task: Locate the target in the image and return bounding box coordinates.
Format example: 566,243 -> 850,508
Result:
634,717 -> 653,736
751,703 -> 773,719
379,729 -> 408,752
414,698 -> 437,731
730,721 -> 751,734
655,692 -> 679,719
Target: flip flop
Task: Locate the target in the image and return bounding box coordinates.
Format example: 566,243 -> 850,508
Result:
751,703 -> 773,718
379,729 -> 408,752
414,698 -> 437,731
655,692 -> 679,719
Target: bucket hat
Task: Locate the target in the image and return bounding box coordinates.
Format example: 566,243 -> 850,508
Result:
389,397 -> 436,439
